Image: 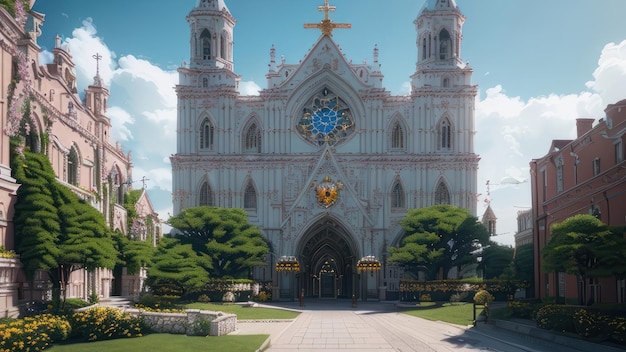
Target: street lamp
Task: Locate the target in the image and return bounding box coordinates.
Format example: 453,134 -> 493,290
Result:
356,255 -> 381,301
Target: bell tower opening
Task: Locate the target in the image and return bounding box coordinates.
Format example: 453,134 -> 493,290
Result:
297,218 -> 357,299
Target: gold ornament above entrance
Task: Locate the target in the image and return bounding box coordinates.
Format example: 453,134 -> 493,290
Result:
311,176 -> 343,208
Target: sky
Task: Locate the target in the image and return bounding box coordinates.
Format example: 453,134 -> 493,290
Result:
30,0 -> 626,247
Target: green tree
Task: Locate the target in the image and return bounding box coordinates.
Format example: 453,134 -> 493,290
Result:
146,236 -> 209,296
509,243 -> 534,288
479,241 -> 514,279
12,146 -> 117,303
542,214 -> 625,304
167,206 -> 269,278
389,205 -> 490,279
113,230 -> 154,275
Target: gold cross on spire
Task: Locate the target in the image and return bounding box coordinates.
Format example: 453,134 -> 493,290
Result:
304,0 -> 351,36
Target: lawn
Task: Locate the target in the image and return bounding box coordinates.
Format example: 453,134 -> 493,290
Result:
48,333 -> 269,352
184,302 -> 300,320
399,302 -> 481,326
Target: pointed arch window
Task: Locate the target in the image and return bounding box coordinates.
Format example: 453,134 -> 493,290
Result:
391,122 -> 405,150
439,29 -> 451,60
200,29 -> 211,60
243,183 -> 257,210
391,181 -> 405,209
200,118 -> 214,150
199,182 -> 214,206
439,118 -> 451,150
68,146 -> 79,185
244,122 -> 261,153
434,182 -> 450,205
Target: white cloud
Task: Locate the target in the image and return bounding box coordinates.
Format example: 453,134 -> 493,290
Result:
238,80 -> 261,96
586,40 -> 626,107
476,40 -> 626,246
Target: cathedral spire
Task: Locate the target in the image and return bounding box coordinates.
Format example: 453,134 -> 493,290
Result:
304,0 -> 351,36
187,0 -> 236,71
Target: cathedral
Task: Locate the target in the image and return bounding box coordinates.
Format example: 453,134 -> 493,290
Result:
171,0 -> 479,300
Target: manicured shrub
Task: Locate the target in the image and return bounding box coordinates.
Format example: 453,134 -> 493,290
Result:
535,305 -> 576,332
473,289 -> 494,306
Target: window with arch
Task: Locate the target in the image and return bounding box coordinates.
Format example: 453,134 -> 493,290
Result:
422,37 -> 427,59
439,28 -> 451,60
243,182 -> 257,210
391,121 -> 405,150
434,181 -> 450,205
68,146 -> 79,185
391,181 -> 405,209
442,77 -> 450,88
200,118 -> 214,150
243,122 -> 261,153
199,182 -> 214,206
439,117 -> 451,150
200,29 -> 211,60
202,77 -> 208,88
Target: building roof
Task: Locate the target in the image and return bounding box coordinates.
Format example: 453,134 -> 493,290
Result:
420,0 -> 458,13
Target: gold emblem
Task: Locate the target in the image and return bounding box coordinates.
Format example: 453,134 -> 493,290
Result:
311,176 -> 343,208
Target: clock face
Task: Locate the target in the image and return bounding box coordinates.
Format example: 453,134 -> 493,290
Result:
298,89 -> 354,145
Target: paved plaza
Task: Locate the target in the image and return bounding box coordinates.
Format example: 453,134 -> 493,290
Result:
232,300 -> 625,352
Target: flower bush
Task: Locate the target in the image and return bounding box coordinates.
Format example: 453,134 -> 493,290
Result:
535,305 -> 577,332
608,316 -> 626,344
573,309 -> 608,340
0,314 -> 71,351
0,246 -> 16,259
69,307 -> 143,341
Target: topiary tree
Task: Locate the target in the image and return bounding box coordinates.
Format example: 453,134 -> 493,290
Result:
12,144 -> 117,305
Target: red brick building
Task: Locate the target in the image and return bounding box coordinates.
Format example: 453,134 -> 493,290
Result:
530,99 -> 626,304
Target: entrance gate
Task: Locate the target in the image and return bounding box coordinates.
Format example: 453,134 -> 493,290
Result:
298,219 -> 357,299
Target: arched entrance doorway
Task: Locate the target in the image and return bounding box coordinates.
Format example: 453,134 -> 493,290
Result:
297,218 -> 357,299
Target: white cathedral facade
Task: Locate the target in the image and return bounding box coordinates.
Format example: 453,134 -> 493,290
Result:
171,0 -> 478,300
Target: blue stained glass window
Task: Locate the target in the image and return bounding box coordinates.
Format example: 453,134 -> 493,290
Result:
297,89 -> 354,146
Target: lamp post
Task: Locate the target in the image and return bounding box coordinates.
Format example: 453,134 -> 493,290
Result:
275,255 -> 300,301
356,255 -> 381,301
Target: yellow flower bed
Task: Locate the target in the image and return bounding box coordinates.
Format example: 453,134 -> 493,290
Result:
0,314 -> 71,352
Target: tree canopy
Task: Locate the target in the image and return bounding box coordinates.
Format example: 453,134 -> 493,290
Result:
166,206 -> 269,278
479,241 -> 514,279
389,205 -> 490,279
543,214 -> 626,279
146,236 -> 209,295
11,145 -> 117,299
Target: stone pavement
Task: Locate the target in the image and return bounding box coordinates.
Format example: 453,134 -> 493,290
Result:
231,299 -> 626,352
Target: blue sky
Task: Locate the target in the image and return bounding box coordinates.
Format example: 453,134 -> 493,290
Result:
31,0 -> 626,246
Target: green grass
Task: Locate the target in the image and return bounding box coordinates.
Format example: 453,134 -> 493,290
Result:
49,334 -> 268,352
399,302 -> 480,326
184,302 -> 300,320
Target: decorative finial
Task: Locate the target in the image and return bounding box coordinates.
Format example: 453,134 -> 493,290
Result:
304,0 -> 351,36
92,52 -> 103,86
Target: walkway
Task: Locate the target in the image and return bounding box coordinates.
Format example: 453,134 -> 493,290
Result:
232,300 -> 626,352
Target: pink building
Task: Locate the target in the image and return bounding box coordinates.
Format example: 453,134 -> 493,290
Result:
530,99 -> 626,304
0,1 -> 160,316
